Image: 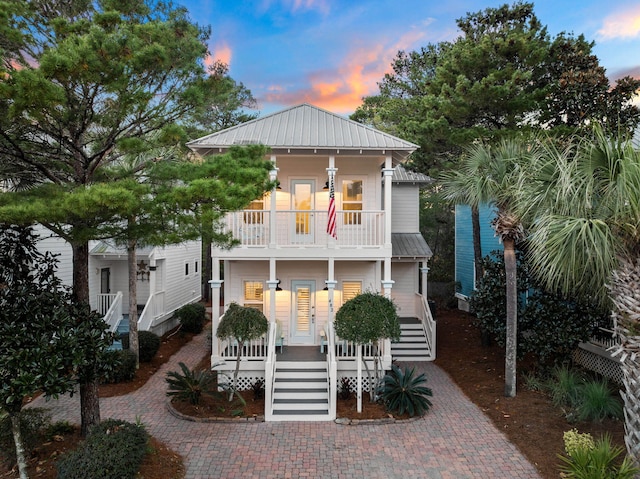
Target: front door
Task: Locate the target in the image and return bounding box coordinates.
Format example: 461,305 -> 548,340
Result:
291,280 -> 315,344
100,268 -> 110,294
291,180 -> 315,244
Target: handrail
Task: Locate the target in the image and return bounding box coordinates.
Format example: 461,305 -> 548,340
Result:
103,291 -> 123,333
419,294 -> 436,360
137,294 -> 155,332
264,321 -> 277,421
326,321 -> 338,420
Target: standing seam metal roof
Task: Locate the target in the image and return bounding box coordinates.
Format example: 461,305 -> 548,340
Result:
186,103 -> 419,152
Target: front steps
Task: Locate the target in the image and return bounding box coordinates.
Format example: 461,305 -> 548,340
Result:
391,318 -> 434,361
271,361 -> 331,421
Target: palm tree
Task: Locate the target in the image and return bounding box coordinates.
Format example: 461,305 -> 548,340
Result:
516,128 -> 640,464
441,138 -> 536,397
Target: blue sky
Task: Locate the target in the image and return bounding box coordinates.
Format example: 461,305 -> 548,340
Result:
181,0 -> 640,116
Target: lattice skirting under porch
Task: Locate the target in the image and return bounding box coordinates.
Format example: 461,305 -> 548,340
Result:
217,372 -> 265,391
573,344 -> 623,385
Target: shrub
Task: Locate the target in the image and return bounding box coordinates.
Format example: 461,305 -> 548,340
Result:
559,431 -> 639,479
175,302 -> 207,334
0,408 -> 51,466
547,365 -> 584,408
576,380 -> 623,422
138,331 -> 161,363
377,365 -> 433,417
166,362 -> 218,405
57,419 -> 149,479
338,377 -> 352,400
101,349 -> 137,384
251,379 -> 265,400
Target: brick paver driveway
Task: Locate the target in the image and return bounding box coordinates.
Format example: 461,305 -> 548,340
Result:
31,330 -> 541,479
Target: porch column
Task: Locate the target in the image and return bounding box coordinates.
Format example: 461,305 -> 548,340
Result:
326,158 -> 337,249
269,162 -> 278,248
326,258 -> 336,321
382,155 -> 394,248
382,257 -> 394,299
209,279 -> 223,363
420,264 -> 429,298
266,258 -> 277,324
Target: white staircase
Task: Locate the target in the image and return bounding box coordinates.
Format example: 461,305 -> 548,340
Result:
392,318 -> 434,361
271,361 -> 331,421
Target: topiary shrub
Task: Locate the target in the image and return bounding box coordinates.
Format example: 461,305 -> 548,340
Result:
0,408 -> 51,468
377,365 -> 433,417
56,419 -> 149,479
138,331 -> 161,363
175,302 -> 207,334
101,350 -> 137,384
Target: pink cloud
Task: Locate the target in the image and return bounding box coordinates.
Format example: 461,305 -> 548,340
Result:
206,42 -> 232,69
597,6 -> 640,40
262,30 -> 425,114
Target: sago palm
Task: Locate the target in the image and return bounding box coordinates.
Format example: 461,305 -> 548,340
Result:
441,138 -> 537,397
516,127 -> 640,465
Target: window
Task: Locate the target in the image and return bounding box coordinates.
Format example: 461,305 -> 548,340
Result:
342,281 -> 362,305
184,262 -> 189,276
342,180 -> 363,225
244,199 -> 264,224
244,281 -> 264,313
194,260 -> 199,274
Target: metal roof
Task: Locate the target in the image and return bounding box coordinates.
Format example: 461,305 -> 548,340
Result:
187,103 -> 418,161
391,233 -> 433,258
392,165 -> 432,184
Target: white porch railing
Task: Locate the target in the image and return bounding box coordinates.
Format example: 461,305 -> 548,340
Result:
333,337 -> 389,361
417,293 -> 437,360
137,291 -> 166,332
97,293 -> 118,316
101,292 -> 123,333
218,336 -> 268,360
264,321 -> 278,421
223,210 -> 384,247
326,321 -> 338,420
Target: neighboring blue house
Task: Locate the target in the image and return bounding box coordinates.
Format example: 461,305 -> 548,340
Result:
455,203 -> 502,311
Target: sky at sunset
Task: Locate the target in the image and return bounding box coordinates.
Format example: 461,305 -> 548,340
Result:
181,0 -> 640,116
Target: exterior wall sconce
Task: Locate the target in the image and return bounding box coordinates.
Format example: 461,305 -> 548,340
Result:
276,279 -> 283,291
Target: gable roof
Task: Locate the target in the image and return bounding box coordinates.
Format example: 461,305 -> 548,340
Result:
187,103 -> 418,162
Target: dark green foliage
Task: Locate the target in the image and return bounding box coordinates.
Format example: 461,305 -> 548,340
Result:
175,302 -> 207,334
334,292 -> 401,344
576,381 -> 623,422
56,419 -> 149,479
470,253 -> 609,366
138,331 -> 161,363
217,303 -> 269,343
100,350 -> 137,384
559,434 -> 639,479
377,365 -> 433,417
251,379 -> 264,400
0,408 -> 51,467
165,362 -> 217,405
338,377 -> 352,400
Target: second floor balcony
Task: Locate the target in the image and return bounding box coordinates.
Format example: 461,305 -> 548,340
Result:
223,209 -> 385,248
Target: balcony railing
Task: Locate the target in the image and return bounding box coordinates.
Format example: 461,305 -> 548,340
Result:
224,210 -> 384,247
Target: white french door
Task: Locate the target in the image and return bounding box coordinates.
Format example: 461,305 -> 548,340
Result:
291,280 -> 316,344
291,180 -> 315,244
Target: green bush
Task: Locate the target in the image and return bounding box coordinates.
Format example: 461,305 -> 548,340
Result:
0,408 -> 51,467
576,380 -> 623,422
56,419 -> 148,479
175,302 -> 207,334
138,331 -> 161,363
559,431 -> 639,479
377,365 -> 433,417
101,349 -> 137,384
166,362 -> 218,405
547,365 -> 584,408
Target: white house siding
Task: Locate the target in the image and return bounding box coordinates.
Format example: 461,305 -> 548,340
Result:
391,263 -> 419,317
158,241 -> 202,316
391,186 -> 419,233
34,226 -> 74,287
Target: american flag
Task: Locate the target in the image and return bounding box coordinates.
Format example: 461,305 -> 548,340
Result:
327,175 -> 337,239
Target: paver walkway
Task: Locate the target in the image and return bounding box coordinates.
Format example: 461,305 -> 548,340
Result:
30,329 -> 542,479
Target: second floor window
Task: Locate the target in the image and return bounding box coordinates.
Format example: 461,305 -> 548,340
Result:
244,280 -> 264,313
342,179 -> 363,225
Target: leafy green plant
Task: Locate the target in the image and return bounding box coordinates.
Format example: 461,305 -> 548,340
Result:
138,331 -> 161,363
546,365 -> 584,408
251,379 -> 265,400
165,362 -> 217,405
175,303 -> 207,334
377,365 -> 433,417
56,419 -> 149,479
576,380 -> 623,422
101,349 -> 137,384
338,377 -> 352,400
559,431 -> 639,479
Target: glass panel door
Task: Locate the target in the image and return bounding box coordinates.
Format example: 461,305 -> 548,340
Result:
291,180 -> 315,243
291,280 -> 315,344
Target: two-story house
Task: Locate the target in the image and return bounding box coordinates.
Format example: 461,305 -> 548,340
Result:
187,103 -> 435,420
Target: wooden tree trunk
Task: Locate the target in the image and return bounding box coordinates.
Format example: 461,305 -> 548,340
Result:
128,239 -> 139,368
11,414 -> 28,479
472,205 -> 491,346
72,241 -> 100,436
503,238 -> 518,398
609,259 -> 640,466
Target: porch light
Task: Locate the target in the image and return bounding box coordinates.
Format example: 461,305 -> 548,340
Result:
276,279 -> 283,291
323,180 -> 329,190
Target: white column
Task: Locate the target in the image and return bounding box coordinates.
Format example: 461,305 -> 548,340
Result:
209,257 -> 223,363
382,155 -> 394,248
382,258 -> 394,299
266,258 -> 278,324
420,264 -> 429,298
269,163 -> 278,248
326,157 -> 338,248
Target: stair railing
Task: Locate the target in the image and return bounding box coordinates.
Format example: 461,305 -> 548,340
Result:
264,321 -> 278,421
326,321 -> 338,420
419,294 -> 437,360
102,291 -> 123,333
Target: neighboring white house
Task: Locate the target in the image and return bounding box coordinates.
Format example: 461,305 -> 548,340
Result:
187,103 -> 435,421
35,227 -> 202,337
